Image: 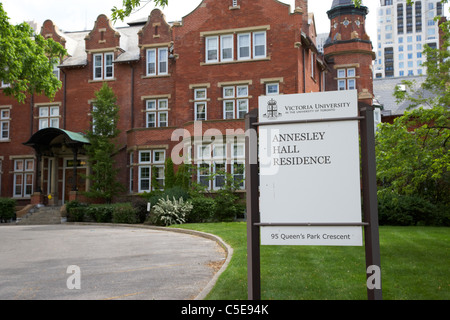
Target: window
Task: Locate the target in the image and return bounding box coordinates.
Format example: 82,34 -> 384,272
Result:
222,85 -> 249,119
147,49 -> 156,75
221,35 -> 234,61
146,48 -> 168,76
205,30 -> 266,63
52,62 -> 60,80
238,33 -> 251,60
266,83 -> 279,95
0,108 -> 10,141
13,159 -> 34,198
38,106 -> 60,130
194,88 -> 207,121
158,48 -> 168,75
146,99 -> 168,128
337,68 -> 356,91
206,37 -> 219,63
198,162 -> 211,188
253,32 -> 266,58
93,52 -> 114,80
232,143 -> 245,189
138,149 -> 166,192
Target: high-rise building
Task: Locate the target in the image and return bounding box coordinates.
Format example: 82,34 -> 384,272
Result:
374,0 -> 444,78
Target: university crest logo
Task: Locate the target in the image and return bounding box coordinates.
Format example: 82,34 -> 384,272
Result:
263,98 -> 282,119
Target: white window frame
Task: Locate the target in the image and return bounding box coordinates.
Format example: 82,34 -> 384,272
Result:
93,52 -> 114,80
232,160 -> 245,189
222,85 -> 249,119
206,36 -> 219,63
146,49 -> 157,76
266,83 -> 279,95
13,159 -> 34,198
93,54 -> 103,80
197,162 -> 211,189
138,166 -> 151,193
158,48 -> 168,75
253,31 -> 267,59
0,109 -> 10,141
153,165 -> 165,190
337,68 -> 356,91
153,150 -> 165,164
146,99 -> 169,128
221,34 -> 234,62
38,106 -> 60,130
238,33 -> 251,60
194,88 -> 207,121
237,99 -> 248,119
139,150 -> 152,164
213,162 -> 226,190
104,52 -> 114,79
223,100 -> 235,120
195,102 -> 207,121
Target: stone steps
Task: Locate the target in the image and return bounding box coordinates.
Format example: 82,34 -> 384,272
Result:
16,206 -> 62,225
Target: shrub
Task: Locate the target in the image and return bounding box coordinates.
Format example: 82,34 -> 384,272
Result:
213,189 -> 245,222
87,205 -> 114,223
112,203 -> 139,224
131,197 -> 149,223
66,201 -> 89,222
152,196 -> 193,226
186,196 -> 216,223
0,198 -> 16,222
378,191 -> 450,226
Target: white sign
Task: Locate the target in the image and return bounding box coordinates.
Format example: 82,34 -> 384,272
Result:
258,90 -> 363,246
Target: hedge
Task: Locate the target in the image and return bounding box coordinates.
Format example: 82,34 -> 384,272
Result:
0,198 -> 16,222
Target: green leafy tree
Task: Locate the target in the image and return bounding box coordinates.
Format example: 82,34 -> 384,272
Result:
84,83 -> 124,203
376,106 -> 449,205
164,157 -> 175,189
111,0 -> 168,22
0,3 -> 66,103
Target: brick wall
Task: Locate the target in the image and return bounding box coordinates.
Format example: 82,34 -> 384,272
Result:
0,0 -> 374,202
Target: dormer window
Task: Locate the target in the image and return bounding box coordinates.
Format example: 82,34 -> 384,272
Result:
93,52 -> 114,80
146,48 -> 168,76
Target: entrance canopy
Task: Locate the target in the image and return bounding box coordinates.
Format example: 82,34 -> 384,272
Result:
24,128 -> 90,151
23,128 -> 90,195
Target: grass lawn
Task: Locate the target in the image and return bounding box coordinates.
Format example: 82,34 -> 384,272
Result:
172,223 -> 449,300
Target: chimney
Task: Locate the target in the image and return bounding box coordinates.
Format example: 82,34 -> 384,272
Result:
295,0 -> 308,15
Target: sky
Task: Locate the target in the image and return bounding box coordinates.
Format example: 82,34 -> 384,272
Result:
1,0 -> 378,38
1,0 -> 447,47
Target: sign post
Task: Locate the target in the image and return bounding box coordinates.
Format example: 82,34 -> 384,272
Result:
246,90 -> 382,300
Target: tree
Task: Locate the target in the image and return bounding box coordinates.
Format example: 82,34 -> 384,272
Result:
111,0 -> 168,22
376,106 -> 449,205
0,3 -> 66,103
164,157 -> 175,189
84,83 -> 124,203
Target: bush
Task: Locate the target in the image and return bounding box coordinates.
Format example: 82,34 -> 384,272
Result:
186,196 -> 216,223
87,205 -> 114,223
0,198 -> 16,222
151,196 -> 193,226
378,191 -> 450,226
131,197 -> 150,223
112,203 -> 139,224
66,201 -> 89,222
213,190 -> 245,222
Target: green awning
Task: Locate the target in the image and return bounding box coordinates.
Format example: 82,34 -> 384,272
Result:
23,128 -> 90,147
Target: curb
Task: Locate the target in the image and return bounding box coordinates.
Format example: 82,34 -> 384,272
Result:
66,222 -> 233,300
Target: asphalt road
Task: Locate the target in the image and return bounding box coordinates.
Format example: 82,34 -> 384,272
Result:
0,224 -> 227,300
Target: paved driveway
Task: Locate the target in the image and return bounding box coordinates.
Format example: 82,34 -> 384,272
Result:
0,224 -> 227,300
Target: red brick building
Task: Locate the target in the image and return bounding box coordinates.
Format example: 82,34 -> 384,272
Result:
0,0 -> 374,207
